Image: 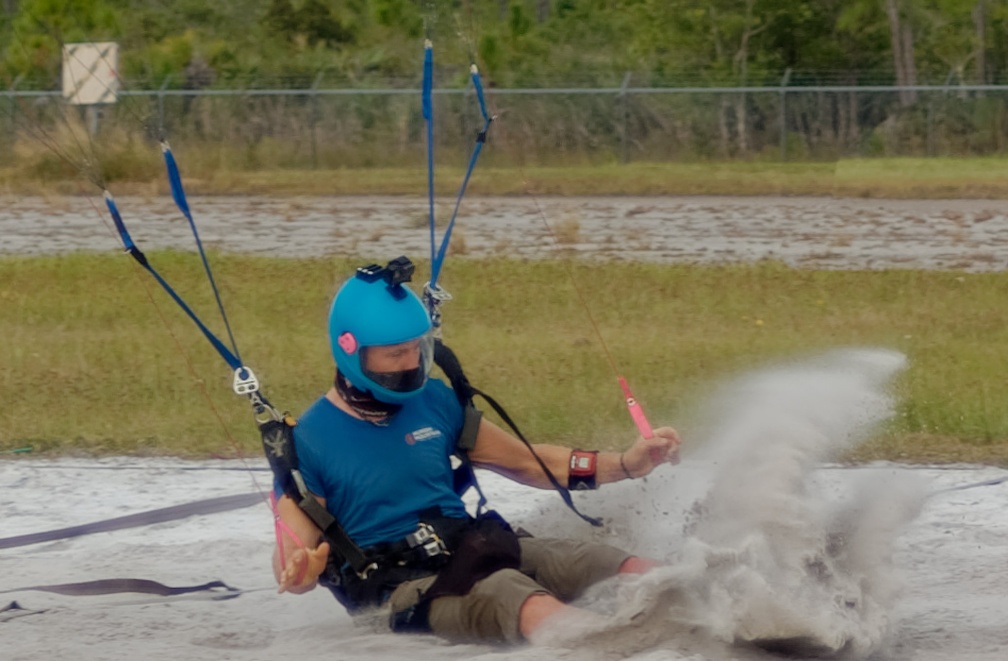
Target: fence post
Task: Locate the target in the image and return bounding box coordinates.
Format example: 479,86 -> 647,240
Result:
620,71 -> 631,163
157,75 -> 171,137
779,68 -> 791,161
311,71 -> 323,169
6,75 -> 23,154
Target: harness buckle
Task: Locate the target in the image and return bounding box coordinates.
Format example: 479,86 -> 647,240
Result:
406,522 -> 449,559
356,562 -> 379,580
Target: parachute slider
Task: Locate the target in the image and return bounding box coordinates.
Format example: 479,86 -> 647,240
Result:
233,366 -> 260,396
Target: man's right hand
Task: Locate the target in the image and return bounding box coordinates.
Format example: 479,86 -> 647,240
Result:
278,541 -> 330,593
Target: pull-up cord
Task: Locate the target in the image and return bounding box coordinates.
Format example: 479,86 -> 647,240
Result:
480,94 -> 669,452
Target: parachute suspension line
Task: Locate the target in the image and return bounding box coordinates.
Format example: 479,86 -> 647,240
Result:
427,64 -> 495,293
461,37 -> 657,440
9,2 -> 180,190
503,162 -> 661,446
544,197 -> 654,441
104,192 -> 240,370
417,29 -> 603,526
423,40 -> 436,272
4,20 -> 106,189
11,10 -> 277,499
84,193 -> 273,502
161,142 -> 244,368
421,38 -> 454,335
422,50 -> 497,333
103,191 -> 281,425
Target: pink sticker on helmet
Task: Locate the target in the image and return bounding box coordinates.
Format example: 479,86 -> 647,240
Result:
337,332 -> 358,355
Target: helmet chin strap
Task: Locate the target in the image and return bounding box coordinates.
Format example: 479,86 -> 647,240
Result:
335,370 -> 402,425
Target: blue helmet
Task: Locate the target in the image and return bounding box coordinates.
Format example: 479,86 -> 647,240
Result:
329,257 -> 434,404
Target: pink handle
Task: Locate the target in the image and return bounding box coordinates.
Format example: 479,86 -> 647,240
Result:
618,376 -> 680,465
619,376 -> 653,439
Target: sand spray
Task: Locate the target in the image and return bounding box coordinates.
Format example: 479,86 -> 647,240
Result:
532,348 -> 925,659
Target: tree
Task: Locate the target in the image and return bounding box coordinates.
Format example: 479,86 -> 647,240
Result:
885,0 -> 918,105
973,0 -> 987,84
3,0 -> 121,85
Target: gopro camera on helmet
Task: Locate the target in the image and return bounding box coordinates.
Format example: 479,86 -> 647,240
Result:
356,256 -> 416,298
356,256 -> 415,285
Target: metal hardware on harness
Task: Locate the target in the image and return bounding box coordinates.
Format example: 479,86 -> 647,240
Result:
423,282 -> 453,305
247,390 -> 282,425
356,561 -> 379,580
406,523 -> 449,560
233,366 -> 260,395
422,282 -> 453,331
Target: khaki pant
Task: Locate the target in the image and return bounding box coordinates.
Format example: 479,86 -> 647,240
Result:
387,537 -> 630,643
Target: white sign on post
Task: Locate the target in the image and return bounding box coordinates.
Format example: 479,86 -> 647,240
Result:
62,42 -> 119,105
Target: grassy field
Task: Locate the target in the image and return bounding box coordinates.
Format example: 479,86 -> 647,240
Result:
3,253 -> 1008,465
6,155 -> 1008,198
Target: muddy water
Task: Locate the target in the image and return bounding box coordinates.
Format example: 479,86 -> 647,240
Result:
3,195 -> 1008,271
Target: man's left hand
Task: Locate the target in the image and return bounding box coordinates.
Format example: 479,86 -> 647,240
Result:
623,426 -> 681,477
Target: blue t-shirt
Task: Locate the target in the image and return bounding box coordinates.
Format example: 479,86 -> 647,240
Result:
286,379 -> 468,548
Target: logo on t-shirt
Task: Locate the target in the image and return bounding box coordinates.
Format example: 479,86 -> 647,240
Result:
405,426 -> 442,446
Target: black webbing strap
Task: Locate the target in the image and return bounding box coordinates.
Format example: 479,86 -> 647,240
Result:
1,601 -> 48,622
259,418 -> 376,577
432,340 -> 603,527
0,493 -> 262,550
0,579 -> 242,600
471,385 -> 602,527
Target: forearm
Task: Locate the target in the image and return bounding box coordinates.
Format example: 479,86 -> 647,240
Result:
470,418 -> 680,489
493,444 -> 636,489
273,494 -> 326,593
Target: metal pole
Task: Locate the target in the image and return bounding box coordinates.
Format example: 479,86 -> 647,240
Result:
779,68 -> 791,161
619,71 -> 631,163
158,75 -> 171,138
311,71 -> 323,169
5,75 -> 23,157
86,105 -> 99,136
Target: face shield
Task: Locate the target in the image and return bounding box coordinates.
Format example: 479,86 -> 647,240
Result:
359,332 -> 435,397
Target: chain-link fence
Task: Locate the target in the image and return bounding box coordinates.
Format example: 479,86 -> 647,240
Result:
3,83 -> 1008,170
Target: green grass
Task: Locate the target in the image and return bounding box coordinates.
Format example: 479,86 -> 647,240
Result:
7,154 -> 1008,197
3,253 -> 1008,465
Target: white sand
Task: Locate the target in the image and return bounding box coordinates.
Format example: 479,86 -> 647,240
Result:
3,349 -> 1007,661
4,196 -> 1007,658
